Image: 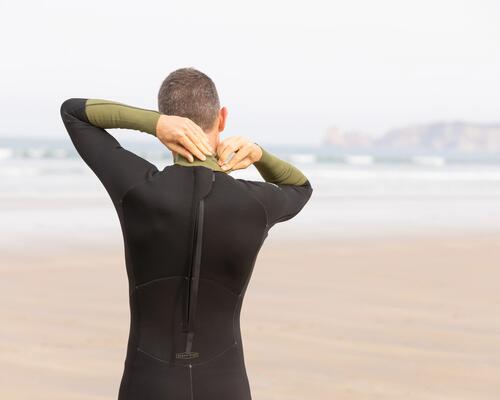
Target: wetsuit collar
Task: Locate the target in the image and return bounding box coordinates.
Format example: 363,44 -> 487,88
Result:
173,152 -> 230,174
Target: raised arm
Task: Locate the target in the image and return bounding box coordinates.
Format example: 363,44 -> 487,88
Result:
253,144 -> 313,225
226,140 -> 313,227
60,98 -> 214,203
60,98 -> 163,204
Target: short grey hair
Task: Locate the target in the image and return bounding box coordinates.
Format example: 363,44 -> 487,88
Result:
157,67 -> 221,131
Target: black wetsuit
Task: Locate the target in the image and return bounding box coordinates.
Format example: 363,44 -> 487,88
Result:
60,98 -> 313,400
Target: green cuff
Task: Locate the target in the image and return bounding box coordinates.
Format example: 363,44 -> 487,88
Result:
85,99 -> 160,136
253,143 -> 308,186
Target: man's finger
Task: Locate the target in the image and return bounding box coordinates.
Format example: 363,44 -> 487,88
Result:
221,144 -> 251,170
216,136 -> 237,160
182,130 -> 209,160
186,120 -> 213,154
169,142 -> 194,162
182,120 -> 211,155
230,158 -> 253,171
215,138 -> 231,161
179,134 -> 207,161
218,136 -> 242,164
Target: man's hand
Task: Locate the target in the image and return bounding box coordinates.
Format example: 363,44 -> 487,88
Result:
216,136 -> 263,171
156,115 -> 213,162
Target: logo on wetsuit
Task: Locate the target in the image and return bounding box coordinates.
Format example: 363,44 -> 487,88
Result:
175,351 -> 200,359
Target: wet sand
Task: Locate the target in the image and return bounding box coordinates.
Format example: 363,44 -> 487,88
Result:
1,232 -> 499,399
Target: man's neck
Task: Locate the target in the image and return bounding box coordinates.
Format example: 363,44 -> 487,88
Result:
173,152 -> 230,174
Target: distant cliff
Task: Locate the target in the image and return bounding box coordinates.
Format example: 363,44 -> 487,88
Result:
324,122 -> 500,153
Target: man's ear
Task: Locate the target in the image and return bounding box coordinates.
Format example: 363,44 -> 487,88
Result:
218,107 -> 228,132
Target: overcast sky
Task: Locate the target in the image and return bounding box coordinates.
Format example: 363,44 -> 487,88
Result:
0,0 -> 498,145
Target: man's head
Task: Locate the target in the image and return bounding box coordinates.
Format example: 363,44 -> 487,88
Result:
158,68 -> 227,141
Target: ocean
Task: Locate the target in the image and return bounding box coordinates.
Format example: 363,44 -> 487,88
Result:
1,137 -> 499,242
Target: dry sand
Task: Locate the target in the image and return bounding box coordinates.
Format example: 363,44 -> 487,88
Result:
1,232 -> 499,399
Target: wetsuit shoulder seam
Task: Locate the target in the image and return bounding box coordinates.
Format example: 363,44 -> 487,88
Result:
234,180 -> 270,228
118,170 -> 158,204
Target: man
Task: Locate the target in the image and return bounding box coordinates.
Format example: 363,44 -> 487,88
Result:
60,67 -> 313,400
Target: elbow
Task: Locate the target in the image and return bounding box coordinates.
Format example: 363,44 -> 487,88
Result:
60,98 -> 87,121
60,98 -> 74,115
302,178 -> 313,190
303,179 -> 314,198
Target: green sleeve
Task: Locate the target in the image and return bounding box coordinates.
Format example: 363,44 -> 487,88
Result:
85,99 -> 161,136
253,143 -> 309,186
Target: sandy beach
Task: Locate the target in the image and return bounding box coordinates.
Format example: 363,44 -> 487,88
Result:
1,229 -> 499,400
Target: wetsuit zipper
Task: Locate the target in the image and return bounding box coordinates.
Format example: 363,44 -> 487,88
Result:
182,170 -> 214,358
185,196 -> 204,355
